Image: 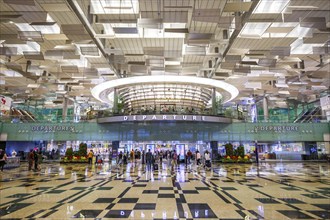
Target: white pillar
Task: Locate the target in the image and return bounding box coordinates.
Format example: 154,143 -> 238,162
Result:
263,96 -> 269,122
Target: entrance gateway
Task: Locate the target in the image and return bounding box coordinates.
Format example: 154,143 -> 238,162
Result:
115,141 -> 212,162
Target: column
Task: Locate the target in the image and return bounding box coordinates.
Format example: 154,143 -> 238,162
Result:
73,102 -> 81,122
62,97 -> 68,121
111,141 -> 119,162
113,88 -> 118,113
210,141 -> 218,161
263,96 -> 269,122
212,88 -> 216,115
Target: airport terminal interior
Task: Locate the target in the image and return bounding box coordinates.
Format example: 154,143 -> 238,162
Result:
0,0 -> 330,219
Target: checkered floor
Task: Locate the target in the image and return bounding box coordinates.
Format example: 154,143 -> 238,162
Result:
0,161 -> 329,219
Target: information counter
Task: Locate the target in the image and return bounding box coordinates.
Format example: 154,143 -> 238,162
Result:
5,157 -> 20,169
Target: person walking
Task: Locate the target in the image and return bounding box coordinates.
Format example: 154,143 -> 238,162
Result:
87,150 -> 94,165
117,151 -> 123,165
0,149 -> 7,171
28,149 -> 34,171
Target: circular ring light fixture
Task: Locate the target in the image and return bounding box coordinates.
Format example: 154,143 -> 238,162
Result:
91,75 -> 239,105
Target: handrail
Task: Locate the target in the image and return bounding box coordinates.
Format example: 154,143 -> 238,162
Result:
1,113 -> 328,124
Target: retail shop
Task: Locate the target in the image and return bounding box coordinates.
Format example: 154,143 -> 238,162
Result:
1,116 -> 329,161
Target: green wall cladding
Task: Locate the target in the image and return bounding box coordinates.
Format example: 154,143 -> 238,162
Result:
0,121 -> 329,142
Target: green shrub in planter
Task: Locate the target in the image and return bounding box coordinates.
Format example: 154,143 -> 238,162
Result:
78,143 -> 87,156
65,147 -> 73,157
225,143 -> 234,156
237,145 -> 244,157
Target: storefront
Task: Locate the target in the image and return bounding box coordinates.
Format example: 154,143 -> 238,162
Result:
1,118 -> 329,161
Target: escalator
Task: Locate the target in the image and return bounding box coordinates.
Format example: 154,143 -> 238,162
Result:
10,108 -> 37,122
301,106 -> 321,123
20,109 -> 36,122
293,106 -> 321,123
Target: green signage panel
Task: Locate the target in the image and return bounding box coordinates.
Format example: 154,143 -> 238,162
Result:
0,121 -> 329,142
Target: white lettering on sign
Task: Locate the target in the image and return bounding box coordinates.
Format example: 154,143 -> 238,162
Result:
117,115 -> 231,123
31,125 -> 76,133
254,126 -> 299,133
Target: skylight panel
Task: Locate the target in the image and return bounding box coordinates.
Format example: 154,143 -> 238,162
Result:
254,0 -> 290,13
90,0 -> 139,14
287,26 -> 313,38
240,23 -> 271,37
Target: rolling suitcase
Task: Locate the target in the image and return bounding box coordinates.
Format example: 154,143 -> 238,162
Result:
153,163 -> 159,171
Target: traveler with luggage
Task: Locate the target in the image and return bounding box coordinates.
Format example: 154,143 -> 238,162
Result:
204,150 -> 211,170
146,149 -> 153,171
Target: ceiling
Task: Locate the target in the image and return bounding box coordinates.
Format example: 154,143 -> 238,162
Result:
0,0 -> 329,110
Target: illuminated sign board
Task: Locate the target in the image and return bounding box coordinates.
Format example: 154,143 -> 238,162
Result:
98,115 -> 232,123
254,125 -> 299,132
31,125 -> 76,133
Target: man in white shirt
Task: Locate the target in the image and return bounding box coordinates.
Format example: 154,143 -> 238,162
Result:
204,150 -> 211,169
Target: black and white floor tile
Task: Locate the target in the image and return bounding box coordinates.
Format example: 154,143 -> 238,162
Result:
0,161 -> 329,219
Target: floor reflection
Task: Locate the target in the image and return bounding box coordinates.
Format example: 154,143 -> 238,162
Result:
0,161 -> 329,219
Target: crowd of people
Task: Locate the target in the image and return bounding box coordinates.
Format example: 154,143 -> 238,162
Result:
115,149 -> 212,171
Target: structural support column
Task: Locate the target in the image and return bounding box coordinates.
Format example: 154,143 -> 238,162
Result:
263,96 -> 269,122
62,97 -> 68,121
210,141 -> 218,161
111,141 -> 119,163
73,102 -> 81,122
212,88 -> 216,115
113,88 -> 118,113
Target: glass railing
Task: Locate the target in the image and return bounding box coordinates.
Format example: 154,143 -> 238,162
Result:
1,112 -> 328,124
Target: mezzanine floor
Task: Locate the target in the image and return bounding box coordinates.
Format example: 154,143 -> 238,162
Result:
0,161 -> 329,220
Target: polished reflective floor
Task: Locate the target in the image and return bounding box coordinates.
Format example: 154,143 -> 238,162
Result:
0,161 -> 329,220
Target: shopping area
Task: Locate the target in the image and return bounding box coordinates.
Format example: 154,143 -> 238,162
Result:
1,116 -> 329,164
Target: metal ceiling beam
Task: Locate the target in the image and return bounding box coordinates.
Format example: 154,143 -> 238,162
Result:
208,0 -> 261,78
66,0 -> 121,78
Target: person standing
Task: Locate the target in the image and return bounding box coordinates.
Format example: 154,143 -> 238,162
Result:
145,149 -> 153,171
196,150 -> 201,166
28,149 -> 34,171
34,150 -> 38,171
87,150 -> 94,165
37,151 -> 43,171
204,150 -> 211,169
171,150 -> 178,171
117,151 -> 123,165
187,150 -> 192,164
0,149 -> 7,171
130,150 -> 135,163
159,150 -> 163,165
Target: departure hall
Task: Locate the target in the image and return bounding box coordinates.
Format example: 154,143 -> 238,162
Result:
0,0 -> 329,219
